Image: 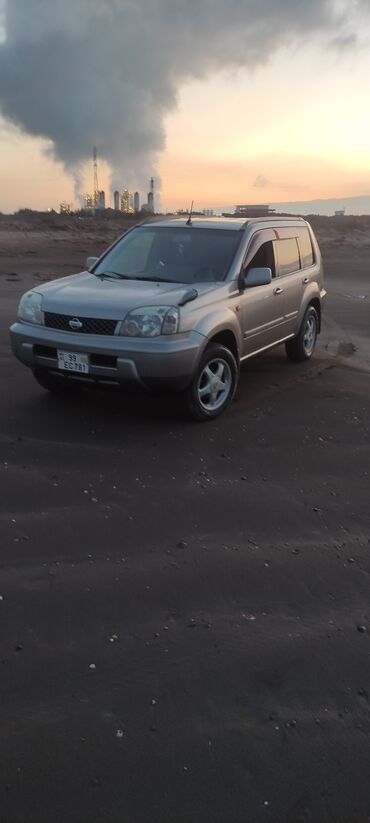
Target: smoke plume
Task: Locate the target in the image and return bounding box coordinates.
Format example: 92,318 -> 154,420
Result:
0,0 -> 366,196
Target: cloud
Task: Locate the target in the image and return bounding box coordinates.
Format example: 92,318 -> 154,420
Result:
0,0 -> 368,194
330,32 -> 358,49
253,174 -> 269,189
0,0 -> 5,43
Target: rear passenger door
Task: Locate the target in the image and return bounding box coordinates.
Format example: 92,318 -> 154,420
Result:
273,231 -> 302,334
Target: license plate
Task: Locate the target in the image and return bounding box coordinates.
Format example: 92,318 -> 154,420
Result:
57,350 -> 89,374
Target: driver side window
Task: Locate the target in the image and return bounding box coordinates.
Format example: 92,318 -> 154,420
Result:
246,241 -> 276,277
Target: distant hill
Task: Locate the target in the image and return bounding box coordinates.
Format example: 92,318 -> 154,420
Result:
217,195 -> 370,217
271,195 -> 370,217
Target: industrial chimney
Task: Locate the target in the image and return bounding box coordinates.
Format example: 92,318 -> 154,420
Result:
147,177 -> 155,213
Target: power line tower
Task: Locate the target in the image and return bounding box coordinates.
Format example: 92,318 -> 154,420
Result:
93,147 -> 99,207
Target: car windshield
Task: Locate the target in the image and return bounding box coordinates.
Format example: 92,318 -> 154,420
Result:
93,226 -> 242,284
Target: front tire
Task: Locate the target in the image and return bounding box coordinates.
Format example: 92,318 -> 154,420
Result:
183,343 -> 238,421
285,305 -> 318,363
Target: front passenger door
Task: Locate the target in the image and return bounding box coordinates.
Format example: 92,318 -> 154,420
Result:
239,232 -> 286,356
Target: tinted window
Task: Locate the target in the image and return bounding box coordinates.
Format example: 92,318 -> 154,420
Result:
297,227 -> 314,268
247,241 -> 276,277
275,238 -> 300,277
95,227 -> 242,284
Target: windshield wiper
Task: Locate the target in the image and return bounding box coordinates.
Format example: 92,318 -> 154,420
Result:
135,276 -> 176,283
95,270 -> 133,280
95,271 -> 177,284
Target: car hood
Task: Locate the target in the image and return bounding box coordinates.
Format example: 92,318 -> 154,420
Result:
37,271 -> 219,318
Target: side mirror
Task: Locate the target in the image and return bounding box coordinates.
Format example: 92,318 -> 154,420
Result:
244,267 -> 272,288
86,256 -> 98,271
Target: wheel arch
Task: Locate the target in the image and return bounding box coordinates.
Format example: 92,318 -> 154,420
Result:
308,297 -> 321,333
208,329 -> 239,363
295,289 -> 322,336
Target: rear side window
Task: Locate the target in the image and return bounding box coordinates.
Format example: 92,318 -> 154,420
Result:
275,238 -> 300,277
296,227 -> 314,268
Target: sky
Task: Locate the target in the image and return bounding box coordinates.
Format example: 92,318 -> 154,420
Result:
0,1 -> 370,214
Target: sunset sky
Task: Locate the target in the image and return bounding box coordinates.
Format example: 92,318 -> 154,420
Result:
0,2 -> 370,214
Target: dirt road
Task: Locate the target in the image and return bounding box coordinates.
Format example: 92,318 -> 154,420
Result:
1,218 -> 370,822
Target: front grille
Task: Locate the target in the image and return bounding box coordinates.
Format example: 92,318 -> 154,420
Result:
44,312 -> 118,335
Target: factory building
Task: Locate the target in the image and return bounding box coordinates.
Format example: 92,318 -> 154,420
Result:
84,191 -> 106,210
147,191 -> 154,213
234,204 -> 275,217
89,149 -> 154,215
87,151 -> 156,214
121,190 -> 130,212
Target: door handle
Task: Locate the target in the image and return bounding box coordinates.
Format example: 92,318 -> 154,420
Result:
302,277 -> 309,285
273,287 -> 283,295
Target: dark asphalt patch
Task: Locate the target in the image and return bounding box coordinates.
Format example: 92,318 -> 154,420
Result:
1,254 -> 370,822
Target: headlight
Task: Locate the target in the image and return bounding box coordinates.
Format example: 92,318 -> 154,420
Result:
18,292 -> 44,325
119,306 -> 179,338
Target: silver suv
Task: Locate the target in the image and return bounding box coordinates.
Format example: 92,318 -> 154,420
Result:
10,216 -> 326,420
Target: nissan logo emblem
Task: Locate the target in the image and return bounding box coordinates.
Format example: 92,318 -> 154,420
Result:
69,317 -> 83,331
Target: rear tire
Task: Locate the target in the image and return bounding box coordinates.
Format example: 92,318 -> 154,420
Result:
285,305 -> 318,363
183,343 -> 238,421
33,369 -> 79,394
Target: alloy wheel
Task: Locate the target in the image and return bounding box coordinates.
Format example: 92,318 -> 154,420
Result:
197,358 -> 233,413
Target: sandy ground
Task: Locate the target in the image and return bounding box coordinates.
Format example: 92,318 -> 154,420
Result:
0,214 -> 370,823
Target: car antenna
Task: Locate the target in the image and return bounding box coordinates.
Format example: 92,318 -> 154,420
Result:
186,200 -> 194,226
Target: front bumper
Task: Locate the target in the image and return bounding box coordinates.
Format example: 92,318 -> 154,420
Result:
9,322 -> 205,391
